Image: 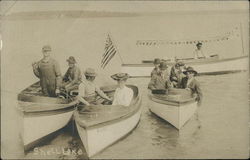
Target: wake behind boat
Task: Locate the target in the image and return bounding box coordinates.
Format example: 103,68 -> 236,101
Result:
17,82 -> 78,152
74,84 -> 142,158
121,55 -> 248,77
148,88 -> 198,129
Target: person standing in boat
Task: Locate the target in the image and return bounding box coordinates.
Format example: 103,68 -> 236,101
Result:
151,58 -> 161,77
32,45 -> 62,97
78,68 -> 112,106
181,66 -> 202,106
170,61 -> 186,88
62,56 -> 82,93
111,73 -> 133,107
193,42 -> 208,59
148,61 -> 172,90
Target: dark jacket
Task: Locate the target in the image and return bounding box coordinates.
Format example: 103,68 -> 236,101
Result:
148,71 -> 172,90
170,66 -> 185,88
180,77 -> 202,103
63,66 -> 82,85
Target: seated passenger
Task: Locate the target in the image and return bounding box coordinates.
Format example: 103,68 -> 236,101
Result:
111,73 -> 133,107
148,61 -> 172,90
62,56 -> 82,92
78,68 -> 112,106
193,42 -> 208,59
181,67 -> 202,106
170,61 -> 186,88
151,58 -> 161,77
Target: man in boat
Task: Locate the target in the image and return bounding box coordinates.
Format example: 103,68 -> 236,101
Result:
148,61 -> 172,90
170,61 -> 186,88
193,42 -> 208,59
111,73 -> 133,107
151,58 -> 161,77
78,68 -> 112,106
181,66 -> 202,106
61,56 -> 82,93
32,45 -> 62,97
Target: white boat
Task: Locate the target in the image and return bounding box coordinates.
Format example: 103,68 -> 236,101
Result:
17,82 -> 78,152
121,55 -> 248,77
74,85 -> 142,158
148,88 -> 198,129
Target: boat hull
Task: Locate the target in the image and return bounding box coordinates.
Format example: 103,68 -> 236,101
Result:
75,107 -> 142,157
148,91 -> 198,129
121,56 -> 248,77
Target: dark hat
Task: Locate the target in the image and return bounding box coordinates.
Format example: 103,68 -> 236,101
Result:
111,73 -> 129,81
159,61 -> 168,70
42,45 -> 52,52
183,66 -> 198,75
67,56 -> 76,64
153,58 -> 161,65
84,68 -> 97,77
196,42 -> 202,47
175,61 -> 185,67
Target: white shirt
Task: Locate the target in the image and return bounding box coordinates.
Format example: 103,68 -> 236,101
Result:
112,86 -> 133,106
193,49 -> 207,59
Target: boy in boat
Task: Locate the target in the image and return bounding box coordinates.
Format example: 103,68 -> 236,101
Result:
61,56 -> 82,93
193,42 -> 208,59
170,61 -> 186,88
151,58 -> 161,77
111,73 -> 133,107
78,68 -> 112,106
148,61 -> 172,90
181,66 -> 202,106
32,45 -> 62,97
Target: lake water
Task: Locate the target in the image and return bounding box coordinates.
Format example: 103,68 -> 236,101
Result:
1,9 -> 249,159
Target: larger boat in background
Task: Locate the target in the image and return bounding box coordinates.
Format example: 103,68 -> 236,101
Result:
121,54 -> 248,77
17,82 -> 78,152
74,85 -> 142,158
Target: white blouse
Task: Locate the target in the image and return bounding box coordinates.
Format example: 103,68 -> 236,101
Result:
112,86 -> 133,106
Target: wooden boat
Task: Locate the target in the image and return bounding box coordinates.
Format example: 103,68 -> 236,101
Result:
148,88 -> 198,129
17,82 -> 78,152
121,55 -> 248,77
74,85 -> 142,158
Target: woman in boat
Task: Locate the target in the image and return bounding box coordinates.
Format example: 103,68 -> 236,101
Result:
148,61 -> 172,90
151,58 -> 161,77
61,56 -> 82,93
32,45 -> 62,97
193,42 -> 208,59
111,73 -> 133,107
78,68 -> 112,106
181,66 -> 203,106
170,61 -> 186,88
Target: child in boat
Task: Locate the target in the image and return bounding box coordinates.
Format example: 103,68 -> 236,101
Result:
111,73 -> 133,107
61,56 -> 82,93
181,66 -> 203,106
78,68 -> 112,106
148,61 -> 172,90
151,58 -> 161,77
170,61 -> 186,88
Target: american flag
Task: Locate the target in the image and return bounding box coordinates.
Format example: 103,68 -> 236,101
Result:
101,34 -> 117,69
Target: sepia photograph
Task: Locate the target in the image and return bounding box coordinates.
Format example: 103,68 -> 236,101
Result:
1,0 -> 249,159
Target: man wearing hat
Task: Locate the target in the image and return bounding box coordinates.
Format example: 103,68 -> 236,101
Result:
148,61 -> 172,90
170,61 -> 186,88
181,66 -> 202,106
193,42 -> 208,59
111,73 -> 133,106
151,58 -> 161,77
32,45 -> 62,97
62,56 -> 82,92
78,68 -> 111,106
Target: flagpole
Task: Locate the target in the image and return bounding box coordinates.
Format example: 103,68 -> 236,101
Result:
239,22 -> 245,55
108,33 -> 124,64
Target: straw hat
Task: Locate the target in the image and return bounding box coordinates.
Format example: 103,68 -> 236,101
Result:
183,66 -> 198,75
111,73 -> 129,81
67,56 -> 76,64
84,68 -> 97,77
175,61 -> 185,67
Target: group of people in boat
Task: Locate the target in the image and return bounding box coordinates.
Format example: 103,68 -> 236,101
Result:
32,45 -> 133,107
148,57 -> 203,105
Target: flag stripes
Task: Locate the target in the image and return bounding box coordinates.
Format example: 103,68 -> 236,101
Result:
101,34 -> 117,68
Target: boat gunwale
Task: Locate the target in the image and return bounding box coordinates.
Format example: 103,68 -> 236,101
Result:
75,85 -> 142,130
121,55 -> 248,67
